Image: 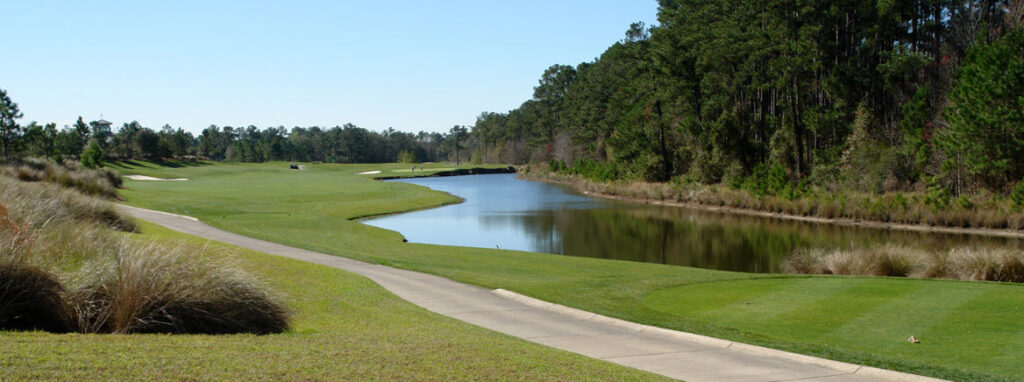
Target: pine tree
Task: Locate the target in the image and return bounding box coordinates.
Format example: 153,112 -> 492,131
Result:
0,88 -> 23,158
940,28 -> 1024,189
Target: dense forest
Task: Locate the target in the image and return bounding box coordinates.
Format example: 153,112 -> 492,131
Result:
471,0 -> 1024,199
1,0 -> 1022,202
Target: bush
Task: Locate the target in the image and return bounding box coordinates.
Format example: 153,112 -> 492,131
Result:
397,150 -> 417,164
0,262 -> 73,332
72,240 -> 290,334
741,163 -> 789,197
948,247 -> 1024,283
81,141 -> 104,169
548,159 -> 564,173
1011,178 -> 1024,210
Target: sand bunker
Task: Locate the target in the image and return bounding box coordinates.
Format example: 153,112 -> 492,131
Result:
124,175 -> 189,181
357,170 -> 381,175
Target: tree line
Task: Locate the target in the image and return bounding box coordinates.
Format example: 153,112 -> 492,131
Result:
0,88 -> 475,166
469,0 -> 1024,197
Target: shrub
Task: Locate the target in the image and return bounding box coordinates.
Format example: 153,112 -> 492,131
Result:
782,248 -> 827,274
948,247 -> 1024,283
0,262 -> 73,332
741,163 -> 789,197
81,141 -> 104,169
72,240 -> 290,334
1011,178 -> 1024,211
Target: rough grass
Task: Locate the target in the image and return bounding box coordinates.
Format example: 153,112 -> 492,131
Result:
1,157 -> 122,199
116,161 -> 1024,380
0,220 -> 667,381
0,176 -> 136,232
0,172 -> 288,335
785,245 -> 1024,282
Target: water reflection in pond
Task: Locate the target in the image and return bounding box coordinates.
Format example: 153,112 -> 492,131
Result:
364,174 -> 1020,273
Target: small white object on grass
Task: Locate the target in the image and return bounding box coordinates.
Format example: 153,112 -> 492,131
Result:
908,335 -> 920,343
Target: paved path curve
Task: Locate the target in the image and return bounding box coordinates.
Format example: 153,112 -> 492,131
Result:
121,205 -> 944,382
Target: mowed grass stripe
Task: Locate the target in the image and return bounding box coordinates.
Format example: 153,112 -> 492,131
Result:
921,284 -> 1024,376
760,279 -> 920,341
819,280 -> 980,356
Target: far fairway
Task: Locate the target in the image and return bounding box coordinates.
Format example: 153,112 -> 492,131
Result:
118,161 -> 1024,381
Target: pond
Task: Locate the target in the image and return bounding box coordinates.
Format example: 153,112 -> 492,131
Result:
363,173 -> 1020,273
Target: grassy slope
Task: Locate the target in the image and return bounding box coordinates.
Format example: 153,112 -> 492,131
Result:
1,220 -> 664,381
118,161 -> 1024,381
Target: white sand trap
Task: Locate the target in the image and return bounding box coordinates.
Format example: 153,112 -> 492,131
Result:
357,170 -> 381,175
124,175 -> 189,181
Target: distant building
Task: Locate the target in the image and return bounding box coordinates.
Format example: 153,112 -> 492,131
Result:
91,119 -> 113,140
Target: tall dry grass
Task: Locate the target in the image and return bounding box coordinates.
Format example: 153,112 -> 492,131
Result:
0,176 -> 136,232
70,239 -> 289,334
0,203 -> 74,332
1,157 -> 122,199
0,172 -> 290,334
784,244 -> 1024,283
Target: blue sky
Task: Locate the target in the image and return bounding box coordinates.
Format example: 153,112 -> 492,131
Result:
4,1 -> 657,134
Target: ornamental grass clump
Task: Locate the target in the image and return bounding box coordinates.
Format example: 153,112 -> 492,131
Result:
0,170 -> 290,335
784,244 -> 1024,283
71,240 -> 290,334
947,247 -> 1024,283
0,204 -> 74,332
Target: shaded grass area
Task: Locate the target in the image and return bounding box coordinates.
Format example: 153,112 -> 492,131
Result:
118,161 -> 1024,380
0,221 -> 666,381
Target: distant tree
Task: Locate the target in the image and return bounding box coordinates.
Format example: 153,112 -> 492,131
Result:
448,125 -> 468,165
0,88 -> 23,158
55,116 -> 92,156
81,140 -> 104,168
134,127 -> 167,159
397,150 -> 416,163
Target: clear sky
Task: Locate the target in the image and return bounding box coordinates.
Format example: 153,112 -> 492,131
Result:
4,1 -> 657,134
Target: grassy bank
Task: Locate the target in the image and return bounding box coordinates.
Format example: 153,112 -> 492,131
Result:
521,165 -> 1024,236
115,161 -> 1024,380
1,219 -> 664,380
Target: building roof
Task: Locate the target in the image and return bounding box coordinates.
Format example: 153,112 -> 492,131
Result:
94,119 -> 112,125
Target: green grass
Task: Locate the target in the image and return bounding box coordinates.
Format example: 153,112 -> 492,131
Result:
1,220 -> 665,381
117,161 -> 1024,381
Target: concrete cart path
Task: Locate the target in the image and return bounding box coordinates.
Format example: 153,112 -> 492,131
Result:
121,205 -> 944,382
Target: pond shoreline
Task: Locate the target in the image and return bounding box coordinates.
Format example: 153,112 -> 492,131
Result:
374,166 -> 515,181
520,171 -> 1024,240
